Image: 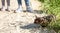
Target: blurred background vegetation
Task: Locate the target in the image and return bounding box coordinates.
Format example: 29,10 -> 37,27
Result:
38,0 -> 60,33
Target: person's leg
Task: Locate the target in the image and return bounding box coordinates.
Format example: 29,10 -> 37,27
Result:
18,0 -> 22,5
6,0 -> 10,11
2,0 -> 5,6
15,0 -> 22,12
25,0 -> 33,12
7,0 -> 10,6
1,0 -> 5,11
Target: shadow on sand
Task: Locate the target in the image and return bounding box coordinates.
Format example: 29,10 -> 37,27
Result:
20,23 -> 56,33
20,23 -> 41,29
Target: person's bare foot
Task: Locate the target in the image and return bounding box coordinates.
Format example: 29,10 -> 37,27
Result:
13,10 -> 16,13
15,8 -> 23,13
0,8 -> 5,11
1,7 -> 6,11
5,9 -> 10,12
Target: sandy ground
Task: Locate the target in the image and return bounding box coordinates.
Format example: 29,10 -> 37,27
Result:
0,11 -> 56,33
0,0 -> 56,33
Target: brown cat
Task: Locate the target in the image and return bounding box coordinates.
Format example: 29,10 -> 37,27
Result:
34,15 -> 55,27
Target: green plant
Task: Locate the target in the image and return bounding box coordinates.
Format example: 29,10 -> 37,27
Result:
39,0 -> 60,33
